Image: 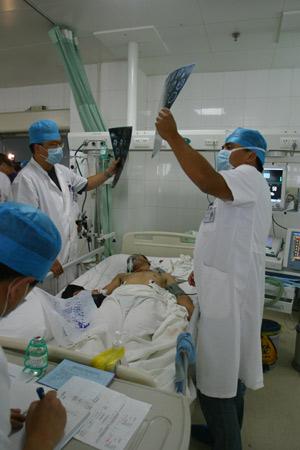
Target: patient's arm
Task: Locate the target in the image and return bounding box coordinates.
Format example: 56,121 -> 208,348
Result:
103,273 -> 127,295
161,272 -> 177,287
162,273 -> 194,320
176,294 -> 194,320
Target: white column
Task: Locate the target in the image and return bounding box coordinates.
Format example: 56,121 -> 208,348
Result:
127,41 -> 138,131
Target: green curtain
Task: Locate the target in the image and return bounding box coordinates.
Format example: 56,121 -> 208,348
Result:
49,25 -> 106,131
49,25 -> 113,255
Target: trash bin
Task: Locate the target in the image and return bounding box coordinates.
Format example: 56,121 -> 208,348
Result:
292,323 -> 300,372
261,319 -> 281,372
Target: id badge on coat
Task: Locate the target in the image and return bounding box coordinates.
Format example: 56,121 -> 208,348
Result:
203,205 -> 216,223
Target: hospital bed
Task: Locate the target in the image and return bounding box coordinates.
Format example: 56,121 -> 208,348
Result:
0,231 -> 196,450
121,231 -> 195,257
0,231 -> 198,397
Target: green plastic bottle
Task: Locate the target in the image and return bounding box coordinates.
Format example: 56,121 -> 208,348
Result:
24,336 -> 48,376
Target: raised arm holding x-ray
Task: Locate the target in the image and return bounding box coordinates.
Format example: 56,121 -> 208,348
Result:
155,108 -> 233,201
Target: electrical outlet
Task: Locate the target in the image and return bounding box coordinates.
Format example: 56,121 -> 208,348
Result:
204,139 -> 219,147
280,137 -> 298,149
133,137 -> 151,148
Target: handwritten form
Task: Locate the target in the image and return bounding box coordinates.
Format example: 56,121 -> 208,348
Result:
8,363 -> 151,450
59,376 -> 152,450
8,364 -> 89,450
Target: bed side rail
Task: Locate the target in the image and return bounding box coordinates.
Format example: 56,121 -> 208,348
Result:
122,231 -> 196,257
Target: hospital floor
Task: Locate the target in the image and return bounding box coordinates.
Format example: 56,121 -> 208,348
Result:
189,310 -> 300,450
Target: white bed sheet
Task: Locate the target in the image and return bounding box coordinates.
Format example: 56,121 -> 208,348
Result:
0,255 -> 197,341
73,254 -> 199,341
62,254 -> 199,395
0,254 -> 199,395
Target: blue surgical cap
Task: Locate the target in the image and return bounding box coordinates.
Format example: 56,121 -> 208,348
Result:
29,119 -> 61,145
225,127 -> 267,165
0,202 -> 61,281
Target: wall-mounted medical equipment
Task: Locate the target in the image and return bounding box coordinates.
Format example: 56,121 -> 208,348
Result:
263,164 -> 287,210
68,134 -> 121,256
68,130 -> 226,152
68,129 -> 300,153
283,228 -> 300,271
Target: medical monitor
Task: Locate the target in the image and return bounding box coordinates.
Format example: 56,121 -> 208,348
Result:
283,229 -> 300,271
263,164 -> 286,210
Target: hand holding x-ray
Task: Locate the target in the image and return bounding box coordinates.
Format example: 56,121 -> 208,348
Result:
108,126 -> 132,187
155,108 -> 179,142
153,63 -> 195,158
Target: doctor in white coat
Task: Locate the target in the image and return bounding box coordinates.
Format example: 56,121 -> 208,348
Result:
156,109 -> 272,450
0,202 -> 66,450
13,120 -> 118,276
0,154 -> 15,203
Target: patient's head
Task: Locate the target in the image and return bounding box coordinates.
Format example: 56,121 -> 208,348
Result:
127,254 -> 151,273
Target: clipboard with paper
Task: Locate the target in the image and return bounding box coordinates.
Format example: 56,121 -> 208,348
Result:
153,63 -> 195,158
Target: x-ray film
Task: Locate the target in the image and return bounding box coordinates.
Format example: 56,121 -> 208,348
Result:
109,126 -> 132,187
153,63 -> 195,158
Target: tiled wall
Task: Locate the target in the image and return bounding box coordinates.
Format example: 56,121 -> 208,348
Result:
1,65 -> 300,248
69,62 -> 148,131
0,83 -> 70,112
95,65 -> 300,247
99,61 -> 148,130
111,151 -> 215,249
145,68 -> 300,131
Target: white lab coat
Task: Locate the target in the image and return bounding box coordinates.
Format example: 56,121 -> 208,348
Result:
194,165 -> 272,398
12,158 -> 87,265
0,347 -> 11,450
0,172 -> 12,203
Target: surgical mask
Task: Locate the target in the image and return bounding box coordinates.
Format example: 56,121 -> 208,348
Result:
0,291 -> 10,318
0,282 -> 30,318
45,147 -> 64,165
216,149 -> 234,171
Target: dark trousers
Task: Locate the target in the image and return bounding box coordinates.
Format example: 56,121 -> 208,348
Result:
198,380 -> 246,450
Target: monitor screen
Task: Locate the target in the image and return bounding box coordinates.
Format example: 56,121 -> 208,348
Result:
263,167 -> 284,203
284,229 -> 300,271
289,231 -> 300,264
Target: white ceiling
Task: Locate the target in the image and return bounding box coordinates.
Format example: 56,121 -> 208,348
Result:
1,0 -> 300,87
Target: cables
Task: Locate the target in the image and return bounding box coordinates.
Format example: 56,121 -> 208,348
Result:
73,142 -> 88,177
272,216 -> 276,237
72,142 -> 91,249
206,194 -> 214,206
272,215 -> 287,231
22,0 -> 56,25
82,191 -> 87,213
72,142 -> 89,213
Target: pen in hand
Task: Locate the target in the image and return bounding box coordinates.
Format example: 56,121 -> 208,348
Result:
20,387 -> 46,417
36,387 -> 45,400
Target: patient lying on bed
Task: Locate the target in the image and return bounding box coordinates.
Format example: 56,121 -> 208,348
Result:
102,254 -> 194,320
61,254 -> 194,320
